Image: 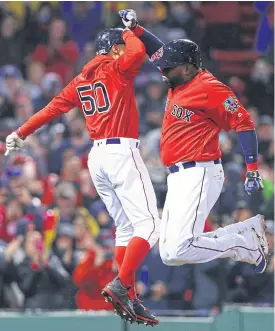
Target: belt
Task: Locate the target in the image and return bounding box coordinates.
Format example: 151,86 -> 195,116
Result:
91,138 -> 139,148
168,158 -> 221,174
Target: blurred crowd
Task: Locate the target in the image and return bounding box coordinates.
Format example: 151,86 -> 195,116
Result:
0,1 -> 273,314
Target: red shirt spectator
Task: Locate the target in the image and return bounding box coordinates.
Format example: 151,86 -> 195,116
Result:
0,205 -> 11,242
73,250 -> 116,310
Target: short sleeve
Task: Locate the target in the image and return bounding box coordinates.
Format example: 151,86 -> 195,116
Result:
207,83 -> 250,132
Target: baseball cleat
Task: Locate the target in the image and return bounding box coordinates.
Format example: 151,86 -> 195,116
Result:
251,229 -> 269,274
243,214 -> 269,255
114,308 -> 135,324
132,298 -> 159,326
101,277 -> 136,322
254,246 -> 268,274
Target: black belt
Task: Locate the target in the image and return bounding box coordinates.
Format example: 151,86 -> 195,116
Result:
168,158 -> 221,174
91,138 -> 139,148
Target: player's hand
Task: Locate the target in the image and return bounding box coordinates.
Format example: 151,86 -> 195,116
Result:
118,9 -> 138,29
5,131 -> 24,156
244,170 -> 264,195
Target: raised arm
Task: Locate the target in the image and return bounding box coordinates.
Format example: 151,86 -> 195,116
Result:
119,9 -> 164,58
114,29 -> 146,75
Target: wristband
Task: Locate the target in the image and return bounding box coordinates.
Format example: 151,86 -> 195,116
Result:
246,162 -> 258,171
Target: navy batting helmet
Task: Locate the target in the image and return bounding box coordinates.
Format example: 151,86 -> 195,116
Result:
151,39 -> 202,69
95,28 -> 125,55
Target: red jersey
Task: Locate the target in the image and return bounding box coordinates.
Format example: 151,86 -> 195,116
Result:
161,69 -> 254,166
16,30 -> 146,140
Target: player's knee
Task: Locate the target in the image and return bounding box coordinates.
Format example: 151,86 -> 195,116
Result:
162,249 -> 180,266
162,256 -> 179,266
159,243 -> 179,266
160,240 -> 191,266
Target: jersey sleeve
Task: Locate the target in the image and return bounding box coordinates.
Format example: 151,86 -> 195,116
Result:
206,83 -> 254,132
131,25 -> 164,57
16,79 -> 77,139
112,29 -> 146,78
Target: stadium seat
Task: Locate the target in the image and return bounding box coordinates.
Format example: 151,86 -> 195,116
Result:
211,50 -> 260,62
218,63 -> 252,76
211,50 -> 260,77
201,2 -> 240,25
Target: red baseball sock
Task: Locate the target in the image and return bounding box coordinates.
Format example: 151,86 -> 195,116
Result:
115,246 -> 137,299
118,237 -> 150,296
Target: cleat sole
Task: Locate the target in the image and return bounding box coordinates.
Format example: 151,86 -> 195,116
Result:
101,288 -> 136,321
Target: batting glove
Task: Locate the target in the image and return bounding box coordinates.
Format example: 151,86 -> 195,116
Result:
244,170 -> 264,195
5,132 -> 24,156
118,9 -> 138,29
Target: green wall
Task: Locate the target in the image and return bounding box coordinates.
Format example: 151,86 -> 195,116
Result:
0,307 -> 273,331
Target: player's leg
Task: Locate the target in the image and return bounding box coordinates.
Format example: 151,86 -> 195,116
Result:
159,165 -> 215,263
92,177 -> 137,297
201,215 -> 268,254
194,164 -> 268,251
87,150 -> 134,249
105,147 -> 160,280
111,147 -> 160,276
87,149 -> 136,321
106,146 -> 160,325
197,164 -> 268,254
159,164 -> 267,271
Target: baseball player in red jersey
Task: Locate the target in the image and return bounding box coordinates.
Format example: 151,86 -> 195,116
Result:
5,27 -> 160,325
119,10 -> 268,273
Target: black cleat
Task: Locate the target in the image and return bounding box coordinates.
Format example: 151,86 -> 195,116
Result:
101,277 -> 136,322
132,298 -> 159,326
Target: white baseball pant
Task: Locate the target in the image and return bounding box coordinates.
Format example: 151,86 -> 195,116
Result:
160,161 -> 261,266
87,138 -> 160,248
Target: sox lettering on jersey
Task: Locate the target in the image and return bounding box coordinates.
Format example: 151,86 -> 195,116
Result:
171,104 -> 194,122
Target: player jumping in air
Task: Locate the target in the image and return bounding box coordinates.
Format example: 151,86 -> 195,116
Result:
119,10 -> 268,274
5,26 -> 160,325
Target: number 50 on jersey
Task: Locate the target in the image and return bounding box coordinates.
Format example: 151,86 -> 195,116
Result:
77,82 -> 111,117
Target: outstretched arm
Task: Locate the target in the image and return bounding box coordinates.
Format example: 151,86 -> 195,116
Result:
5,80 -> 78,155
17,80 -> 78,139
119,9 -> 164,58
114,29 -> 146,75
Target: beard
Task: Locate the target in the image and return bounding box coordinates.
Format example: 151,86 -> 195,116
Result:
162,75 -> 172,87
